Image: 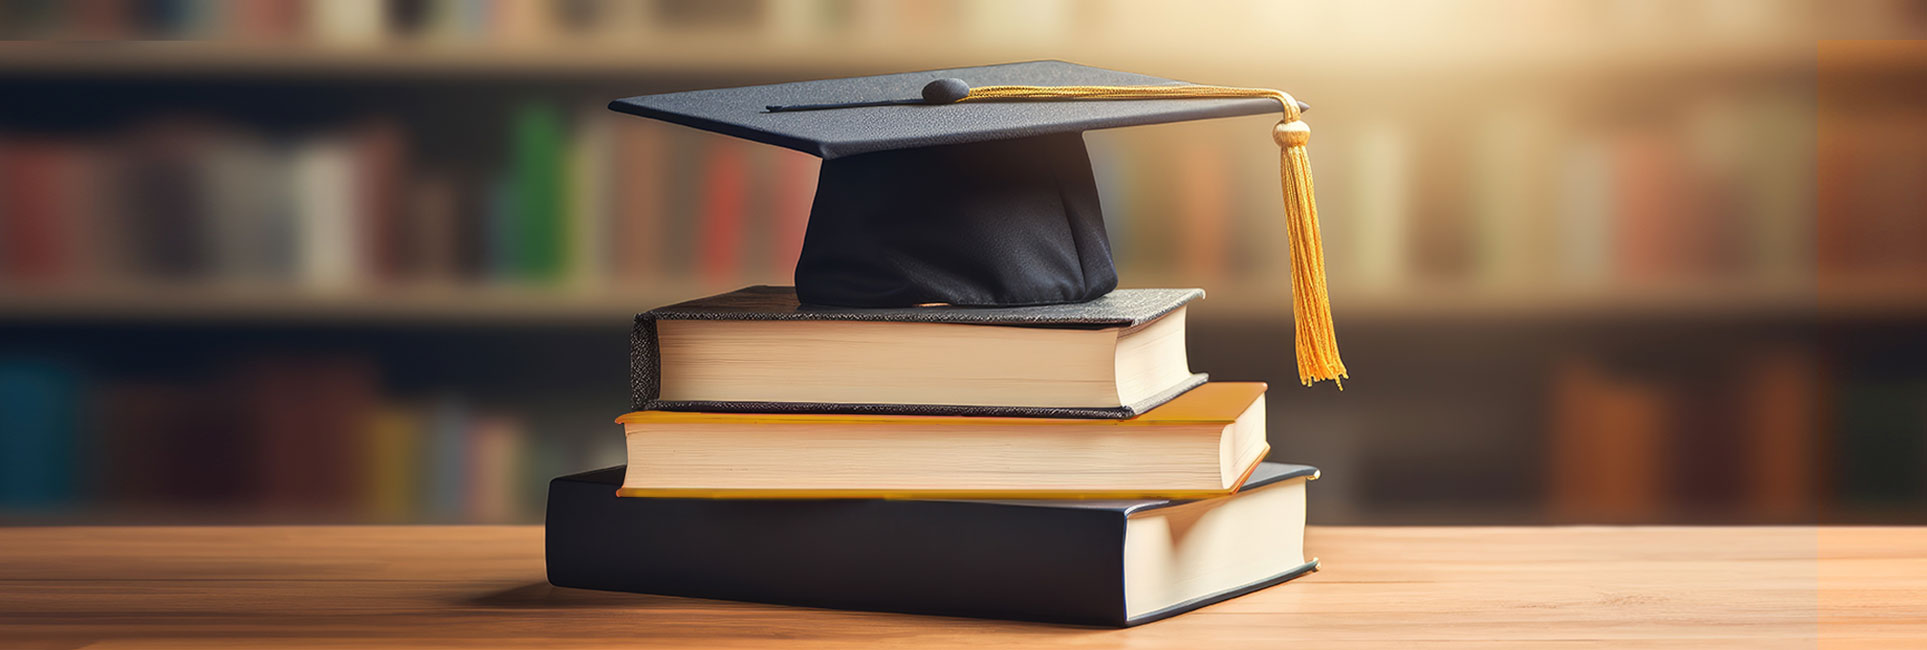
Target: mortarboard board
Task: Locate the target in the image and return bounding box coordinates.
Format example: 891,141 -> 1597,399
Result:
609,60 -> 1346,386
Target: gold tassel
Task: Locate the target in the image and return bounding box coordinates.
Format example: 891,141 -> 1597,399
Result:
958,84 -> 1348,386
1273,118 -> 1346,386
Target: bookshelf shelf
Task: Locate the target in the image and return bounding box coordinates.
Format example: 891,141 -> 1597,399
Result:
2,282 -> 1920,325
0,41 -> 888,78
1328,284 -> 1821,322
0,40 -> 1809,81
0,285 -> 683,324
1163,282 -> 1922,323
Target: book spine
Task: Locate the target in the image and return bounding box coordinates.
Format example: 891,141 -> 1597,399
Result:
0,140 -> 69,283
353,121 -> 409,284
0,358 -> 81,509
1547,357 -> 1670,522
696,141 -> 749,287
612,121 -> 664,283
362,405 -> 421,523
658,127 -> 701,281
1557,136 -> 1612,285
739,144 -> 778,279
293,137 -> 360,291
1743,348 -> 1816,520
404,173 -> 459,283
1174,142 -> 1227,284
509,103 -> 567,283
565,110 -> 612,290
422,393 -> 471,521
1352,121 -> 1412,289
464,414 -> 522,523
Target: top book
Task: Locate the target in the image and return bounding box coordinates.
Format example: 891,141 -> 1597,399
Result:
631,286 -> 1205,418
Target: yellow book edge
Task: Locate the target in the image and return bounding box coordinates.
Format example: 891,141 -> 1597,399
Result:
613,443 -> 1289,500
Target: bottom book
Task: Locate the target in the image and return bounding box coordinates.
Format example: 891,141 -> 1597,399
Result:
546,463 -> 1320,627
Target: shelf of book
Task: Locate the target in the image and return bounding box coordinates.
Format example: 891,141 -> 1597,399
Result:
0,284 -> 689,324
1,282 -> 1921,325
0,40 -> 1812,81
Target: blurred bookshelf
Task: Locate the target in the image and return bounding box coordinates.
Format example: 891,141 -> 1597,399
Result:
0,37 -> 1816,82
3,0 -> 1927,527
3,281 -> 1924,324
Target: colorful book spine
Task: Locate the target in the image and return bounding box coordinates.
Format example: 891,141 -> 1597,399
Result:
292,137 -> 360,290
509,103 -> 567,283
565,110 -> 613,290
612,121 -> 664,283
0,358 -> 81,509
422,393 -> 471,521
1548,358 -> 1669,522
464,414 -> 523,522
696,140 -> 749,287
362,405 -> 422,522
1174,142 -> 1227,283
1351,121 -> 1411,289
352,121 -> 409,284
0,139 -> 71,283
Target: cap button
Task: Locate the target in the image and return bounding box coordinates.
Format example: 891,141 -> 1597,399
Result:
1273,121 -> 1311,147
922,78 -> 972,104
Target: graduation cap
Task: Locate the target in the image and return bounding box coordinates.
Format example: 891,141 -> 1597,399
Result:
609,60 -> 1345,386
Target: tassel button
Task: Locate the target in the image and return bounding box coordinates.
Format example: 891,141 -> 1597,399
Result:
1273,120 -> 1311,147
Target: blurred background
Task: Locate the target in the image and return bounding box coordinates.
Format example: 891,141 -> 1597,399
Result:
0,0 -> 1923,525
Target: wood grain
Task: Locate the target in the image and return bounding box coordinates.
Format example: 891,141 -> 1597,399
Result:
0,526 -> 1918,649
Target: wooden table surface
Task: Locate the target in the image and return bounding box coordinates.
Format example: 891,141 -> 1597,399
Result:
0,526 -> 1920,649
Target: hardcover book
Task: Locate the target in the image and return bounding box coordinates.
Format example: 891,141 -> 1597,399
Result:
547,462 -> 1320,627
631,285 -> 1207,419
618,381 -> 1270,499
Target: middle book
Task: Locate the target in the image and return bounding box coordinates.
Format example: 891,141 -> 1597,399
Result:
618,380 -> 1268,499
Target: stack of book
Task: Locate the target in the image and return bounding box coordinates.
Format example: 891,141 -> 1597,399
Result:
546,285 -> 1320,626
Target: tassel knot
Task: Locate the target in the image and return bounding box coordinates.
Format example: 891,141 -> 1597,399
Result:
1273,120 -> 1311,147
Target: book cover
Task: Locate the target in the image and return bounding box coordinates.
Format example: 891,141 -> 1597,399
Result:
630,285 -> 1208,418
546,462 -> 1320,627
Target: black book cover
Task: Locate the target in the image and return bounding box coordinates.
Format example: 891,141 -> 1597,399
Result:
546,463 -> 1319,627
630,285 -> 1207,418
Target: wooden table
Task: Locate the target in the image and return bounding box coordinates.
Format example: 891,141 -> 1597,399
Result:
1,526 -> 1920,649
